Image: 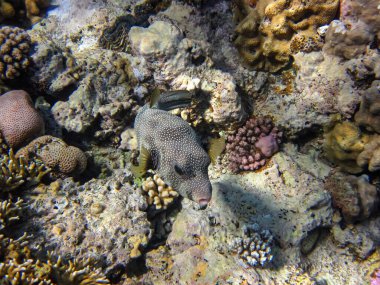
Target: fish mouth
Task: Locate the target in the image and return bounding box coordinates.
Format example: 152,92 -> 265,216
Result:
198,198 -> 210,210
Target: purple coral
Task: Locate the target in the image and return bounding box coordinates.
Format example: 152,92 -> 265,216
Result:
226,116 -> 282,173
371,268 -> 380,285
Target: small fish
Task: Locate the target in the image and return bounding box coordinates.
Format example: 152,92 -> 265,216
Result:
132,90 -> 224,209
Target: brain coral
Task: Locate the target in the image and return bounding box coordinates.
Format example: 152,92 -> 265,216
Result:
16,135 -> 87,178
0,90 -> 44,149
233,0 -> 339,72
0,26 -> 31,80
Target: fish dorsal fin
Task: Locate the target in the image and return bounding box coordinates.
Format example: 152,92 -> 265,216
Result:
208,137 -> 226,164
150,88 -> 161,108
157,90 -> 193,111
131,146 -> 150,178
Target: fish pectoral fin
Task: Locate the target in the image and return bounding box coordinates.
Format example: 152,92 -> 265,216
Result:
149,88 -> 161,108
208,137 -> 226,164
131,146 -> 150,178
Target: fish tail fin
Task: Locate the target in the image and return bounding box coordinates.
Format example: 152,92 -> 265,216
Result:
151,90 -> 193,111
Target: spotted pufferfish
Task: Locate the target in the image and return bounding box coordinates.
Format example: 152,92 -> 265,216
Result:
131,90 -> 224,209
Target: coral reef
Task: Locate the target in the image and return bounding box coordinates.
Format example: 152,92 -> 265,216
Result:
0,90 -> 44,149
233,0 -> 339,72
0,26 -> 31,80
226,116 -> 282,173
371,268 -> 380,285
141,174 -> 179,210
354,81 -> 380,134
24,0 -> 50,24
0,148 -> 49,191
323,121 -> 370,174
325,172 -> 378,223
16,135 -> 87,178
228,224 -> 274,267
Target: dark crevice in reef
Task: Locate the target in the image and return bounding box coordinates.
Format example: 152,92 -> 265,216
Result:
292,124 -> 324,147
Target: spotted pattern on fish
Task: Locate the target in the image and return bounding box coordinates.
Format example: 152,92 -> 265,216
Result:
135,104 -> 212,208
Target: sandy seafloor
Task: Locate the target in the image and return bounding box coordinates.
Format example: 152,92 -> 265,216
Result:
1,0 -> 380,284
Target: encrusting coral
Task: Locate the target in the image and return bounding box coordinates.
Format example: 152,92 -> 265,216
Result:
226,116 -> 282,173
324,121 -> 370,174
0,26 -> 31,80
233,0 -> 339,72
16,135 -> 87,178
0,90 -> 45,149
141,174 -> 179,210
228,224 -> 274,267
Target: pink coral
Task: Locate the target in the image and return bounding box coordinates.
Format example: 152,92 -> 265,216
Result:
0,90 -> 44,149
226,116 -> 282,173
371,268 -> 380,285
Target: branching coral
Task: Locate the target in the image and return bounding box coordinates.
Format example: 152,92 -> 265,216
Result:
226,116 -> 282,173
228,224 -> 273,267
141,174 -> 179,210
233,0 -> 339,72
0,198 -> 26,230
0,148 -> 49,191
0,26 -> 31,80
16,135 -> 87,178
0,0 -> 50,24
0,90 -> 45,149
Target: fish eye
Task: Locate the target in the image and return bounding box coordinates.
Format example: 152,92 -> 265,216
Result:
174,164 -> 185,176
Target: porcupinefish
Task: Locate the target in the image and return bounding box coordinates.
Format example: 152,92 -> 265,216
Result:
132,90 -> 224,209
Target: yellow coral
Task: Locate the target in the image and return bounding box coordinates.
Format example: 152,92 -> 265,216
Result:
324,121 -> 370,173
233,0 -> 339,72
141,174 -> 179,210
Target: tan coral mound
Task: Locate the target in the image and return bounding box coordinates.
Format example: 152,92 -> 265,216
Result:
357,135 -> 380,172
0,90 -> 44,149
141,174 -> 179,210
25,0 -> 50,24
324,121 -> 370,174
355,81 -> 380,134
16,135 -> 87,178
233,0 -> 339,72
0,0 -> 50,24
0,26 -> 31,80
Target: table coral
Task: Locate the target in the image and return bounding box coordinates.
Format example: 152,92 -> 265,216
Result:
233,0 -> 339,72
16,135 -> 87,178
323,121 -> 370,174
0,90 -> 45,149
354,81 -> 380,134
226,116 -> 282,173
141,174 -> 179,210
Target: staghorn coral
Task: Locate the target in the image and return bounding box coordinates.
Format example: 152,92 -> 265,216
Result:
233,0 -> 339,72
228,224 -> 273,267
355,81 -> 380,134
16,135 -> 87,178
0,148 -> 49,191
0,234 -> 110,284
141,174 -> 179,210
0,26 -> 31,80
323,121 -> 370,174
0,198 -> 25,230
324,172 -> 378,223
0,90 -> 45,149
357,135 -> 380,172
226,116 -> 282,173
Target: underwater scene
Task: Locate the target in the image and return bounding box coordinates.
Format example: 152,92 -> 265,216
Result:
0,0 -> 379,284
